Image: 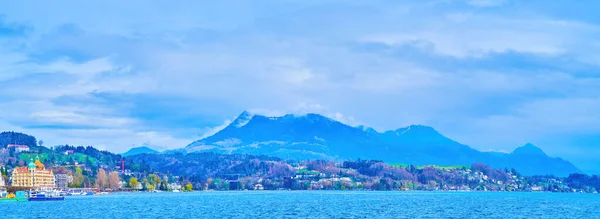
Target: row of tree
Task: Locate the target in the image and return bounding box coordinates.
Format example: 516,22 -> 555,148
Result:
69,167 -> 121,190
127,175 -> 193,191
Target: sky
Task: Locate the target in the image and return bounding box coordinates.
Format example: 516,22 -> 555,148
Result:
1,0 -> 600,173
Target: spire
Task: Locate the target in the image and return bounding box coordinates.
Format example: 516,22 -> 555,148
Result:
28,158 -> 36,169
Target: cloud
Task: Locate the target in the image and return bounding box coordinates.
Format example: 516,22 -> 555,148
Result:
0,1 -> 600,172
198,119 -> 234,139
31,128 -> 191,152
41,57 -> 117,79
0,15 -> 31,37
362,17 -> 582,58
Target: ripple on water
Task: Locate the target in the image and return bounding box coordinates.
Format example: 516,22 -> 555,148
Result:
4,191 -> 600,219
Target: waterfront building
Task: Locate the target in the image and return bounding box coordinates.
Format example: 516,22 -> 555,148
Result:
55,174 -> 68,190
168,183 -> 182,190
11,156 -> 56,188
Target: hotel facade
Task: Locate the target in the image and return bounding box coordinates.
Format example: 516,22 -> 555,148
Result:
11,156 -> 56,188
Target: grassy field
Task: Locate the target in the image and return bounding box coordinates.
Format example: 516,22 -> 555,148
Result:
389,163 -> 470,170
297,168 -> 320,175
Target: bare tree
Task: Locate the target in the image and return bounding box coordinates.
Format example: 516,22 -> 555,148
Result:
109,171 -> 120,190
95,169 -> 109,189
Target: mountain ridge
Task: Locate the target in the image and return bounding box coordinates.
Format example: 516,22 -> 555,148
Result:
122,146 -> 159,157
185,111 -> 581,176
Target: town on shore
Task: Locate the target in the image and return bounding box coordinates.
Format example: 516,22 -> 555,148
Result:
1,132 -> 600,196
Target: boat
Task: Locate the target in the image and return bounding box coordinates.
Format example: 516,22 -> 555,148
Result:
172,189 -> 181,193
29,189 -> 65,201
67,189 -> 84,196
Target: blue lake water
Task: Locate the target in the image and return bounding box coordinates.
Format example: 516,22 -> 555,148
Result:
4,191 -> 600,218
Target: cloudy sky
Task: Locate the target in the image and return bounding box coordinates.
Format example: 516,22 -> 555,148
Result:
1,1 -> 599,173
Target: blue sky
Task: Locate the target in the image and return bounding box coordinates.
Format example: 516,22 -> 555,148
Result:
1,0 -> 600,173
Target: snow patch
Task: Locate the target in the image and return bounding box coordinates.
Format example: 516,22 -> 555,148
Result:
246,141 -> 286,148
186,145 -> 217,152
214,138 -> 242,147
399,126 -> 412,135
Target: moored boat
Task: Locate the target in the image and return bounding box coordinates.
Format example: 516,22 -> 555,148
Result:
29,189 -> 65,201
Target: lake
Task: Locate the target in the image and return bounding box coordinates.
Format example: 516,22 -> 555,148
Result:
4,191 -> 599,218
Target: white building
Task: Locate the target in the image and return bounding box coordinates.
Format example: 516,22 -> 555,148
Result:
168,183 -> 182,190
7,144 -> 30,153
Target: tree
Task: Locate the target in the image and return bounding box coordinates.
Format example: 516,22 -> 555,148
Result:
129,177 -> 139,190
1,167 -> 7,178
161,175 -> 169,190
142,179 -> 149,191
147,174 -> 161,189
109,171 -> 120,190
85,156 -> 95,171
207,178 -> 214,189
95,169 -> 109,189
186,183 -> 193,191
56,166 -> 67,174
70,167 -> 85,188
84,176 -> 93,188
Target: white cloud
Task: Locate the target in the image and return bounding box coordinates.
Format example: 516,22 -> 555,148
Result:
364,19 -> 569,58
328,112 -> 360,127
198,119 -> 234,139
29,110 -> 134,128
29,128 -> 192,152
41,57 -> 115,79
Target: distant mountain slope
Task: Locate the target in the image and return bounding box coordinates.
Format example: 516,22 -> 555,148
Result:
185,111 -> 581,176
122,146 -> 159,157
502,144 -> 580,176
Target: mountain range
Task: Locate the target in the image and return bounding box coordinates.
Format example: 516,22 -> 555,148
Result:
184,111 -> 581,176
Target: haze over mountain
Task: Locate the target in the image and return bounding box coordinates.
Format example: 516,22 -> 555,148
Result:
186,111 -> 581,177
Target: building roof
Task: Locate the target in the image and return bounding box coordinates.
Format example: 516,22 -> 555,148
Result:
14,166 -> 29,173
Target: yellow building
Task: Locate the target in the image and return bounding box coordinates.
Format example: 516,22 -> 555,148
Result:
11,156 -> 55,188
